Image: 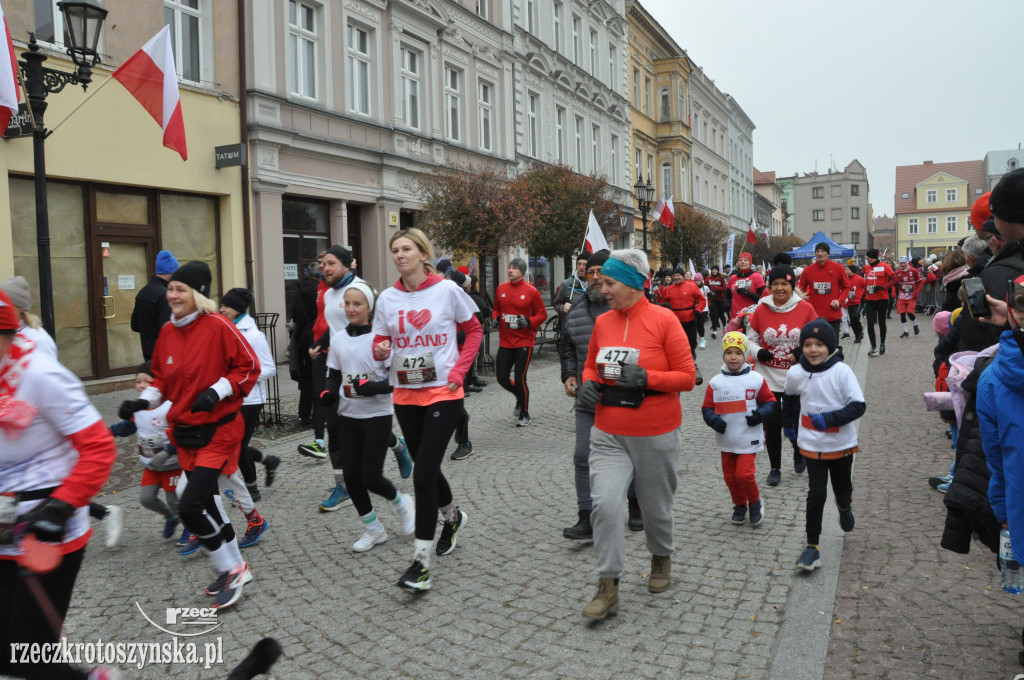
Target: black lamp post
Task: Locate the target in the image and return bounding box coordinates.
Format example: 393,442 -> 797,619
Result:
18,0 -> 108,338
633,173 -> 655,253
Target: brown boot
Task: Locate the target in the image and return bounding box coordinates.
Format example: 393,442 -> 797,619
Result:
648,554 -> 671,593
582,577 -> 619,621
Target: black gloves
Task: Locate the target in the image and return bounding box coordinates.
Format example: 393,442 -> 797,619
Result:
745,410 -> 764,426
353,379 -> 393,396
515,315 -> 529,329
617,364 -> 647,389
756,348 -> 772,363
319,389 -> 338,407
20,498 -> 76,543
190,388 -> 220,413
710,416 -> 727,434
576,380 -> 601,410
118,399 -> 150,420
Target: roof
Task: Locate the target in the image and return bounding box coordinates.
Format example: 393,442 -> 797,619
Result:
787,231 -> 856,259
873,215 -> 896,233
894,159 -> 984,215
753,168 -> 776,185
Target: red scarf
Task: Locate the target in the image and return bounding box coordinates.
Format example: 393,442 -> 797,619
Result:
0,334 -> 38,437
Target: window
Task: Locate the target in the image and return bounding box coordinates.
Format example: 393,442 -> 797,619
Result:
478,81 -> 492,151
444,67 -> 461,141
571,15 -> 580,64
34,0 -> 64,44
947,216 -> 957,233
527,92 -> 539,158
679,159 -> 687,202
694,170 -> 700,202
288,1 -> 317,99
644,78 -> 651,115
659,88 -> 669,122
591,124 -> 600,172
632,68 -> 639,107
908,217 -> 918,235
946,188 -> 957,202
526,0 -> 535,33
831,208 -> 842,220
635,149 -> 642,184
851,207 -> 859,219
476,0 -> 488,20
831,184 -> 842,198
927,217 -> 937,233
609,134 -> 618,184
813,209 -> 825,222
556,106 -> 566,163
661,163 -> 671,199
608,46 -> 616,87
574,115 -> 583,170
702,121 -> 707,144
851,231 -> 860,244
812,186 -> 824,199
552,2 -> 561,53
1010,159 -> 1020,171
926,189 -> 937,204
589,30 -> 597,75
346,24 -> 371,115
901,192 -> 910,199
165,0 -> 202,82
851,184 -> 860,196
400,47 -> 420,129
648,155 -> 654,192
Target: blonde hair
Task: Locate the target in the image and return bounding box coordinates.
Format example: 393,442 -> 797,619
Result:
389,228 -> 437,275
19,310 -> 41,329
193,289 -> 219,314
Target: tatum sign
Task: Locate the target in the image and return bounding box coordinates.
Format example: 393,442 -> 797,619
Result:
214,144 -> 245,168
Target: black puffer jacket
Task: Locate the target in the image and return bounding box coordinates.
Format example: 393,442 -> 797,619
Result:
558,294 -> 608,413
941,355 -> 1001,555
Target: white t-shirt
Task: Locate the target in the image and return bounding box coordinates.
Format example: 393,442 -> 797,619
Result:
326,330 -> 393,419
372,279 -> 478,389
322,275 -> 368,338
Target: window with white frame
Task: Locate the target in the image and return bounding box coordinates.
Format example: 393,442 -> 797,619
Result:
478,81 -> 492,151
610,134 -> 618,184
572,15 -> 580,64
926,189 -> 937,203
635,149 -> 642,183
713,183 -> 718,210
34,0 -> 64,44
813,209 -> 824,222
553,2 -> 562,53
661,163 -> 671,199
908,217 -> 919,234
400,47 -> 420,130
608,45 -> 616,87
648,155 -> 654,191
946,188 -> 957,202
632,68 -> 639,107
591,124 -> 600,172
850,184 -> 860,196
526,0 -> 536,33
574,115 -> 583,170
851,206 -> 859,219
679,158 -> 687,202
347,24 -> 371,115
527,92 -> 539,158
927,217 -> 937,233
947,216 -> 957,233
289,0 -> 317,99
556,106 -> 566,163
694,171 -> 700,202
589,30 -> 597,75
444,66 -> 462,142
476,0 -> 488,20
644,78 -> 651,115
165,0 -> 203,82
659,88 -> 669,122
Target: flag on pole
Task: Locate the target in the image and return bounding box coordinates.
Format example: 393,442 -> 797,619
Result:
762,226 -> 771,249
688,259 -> 696,279
0,1 -> 19,137
651,195 -> 675,231
113,25 -> 188,160
746,217 -> 757,245
584,211 -> 608,253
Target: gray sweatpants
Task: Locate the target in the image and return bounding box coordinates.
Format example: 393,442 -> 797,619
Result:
590,426 -> 680,579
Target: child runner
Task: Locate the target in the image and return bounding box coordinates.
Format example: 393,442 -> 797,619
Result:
321,282 -> 416,552
373,228 -> 482,591
782,319 -> 866,571
701,332 -> 776,526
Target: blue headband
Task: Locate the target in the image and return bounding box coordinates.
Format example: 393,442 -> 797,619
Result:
602,257 -> 646,290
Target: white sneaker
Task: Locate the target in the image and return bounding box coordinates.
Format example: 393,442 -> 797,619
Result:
698,338 -> 706,349
353,528 -> 388,552
102,506 -> 122,548
395,493 -> 416,536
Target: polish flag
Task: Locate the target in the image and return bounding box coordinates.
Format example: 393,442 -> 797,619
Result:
584,211 -> 608,253
651,195 -> 675,231
113,25 -> 187,160
746,217 -> 757,245
0,1 -> 20,137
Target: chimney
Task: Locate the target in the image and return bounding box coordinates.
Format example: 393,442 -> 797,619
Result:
923,160 -> 933,165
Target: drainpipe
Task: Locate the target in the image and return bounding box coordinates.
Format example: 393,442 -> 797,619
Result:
238,0 -> 255,291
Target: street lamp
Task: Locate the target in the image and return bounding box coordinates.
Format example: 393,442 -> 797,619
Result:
18,0 -> 108,338
633,173 -> 655,253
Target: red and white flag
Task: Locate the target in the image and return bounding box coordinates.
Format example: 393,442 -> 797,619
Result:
746,217 -> 757,245
113,25 -> 187,160
0,1 -> 20,137
651,195 -> 675,231
584,211 -> 608,253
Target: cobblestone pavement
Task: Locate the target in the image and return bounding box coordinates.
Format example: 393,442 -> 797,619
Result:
824,323 -> 1023,680
28,326 -> 1015,679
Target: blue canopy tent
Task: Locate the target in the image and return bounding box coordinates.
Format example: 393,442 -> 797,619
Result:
787,231 -> 856,259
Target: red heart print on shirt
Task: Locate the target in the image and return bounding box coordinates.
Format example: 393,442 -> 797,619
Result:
407,310 -> 432,330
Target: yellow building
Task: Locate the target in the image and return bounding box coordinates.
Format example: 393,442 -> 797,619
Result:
625,0 -> 691,266
894,160 -> 985,258
1,2 -> 246,379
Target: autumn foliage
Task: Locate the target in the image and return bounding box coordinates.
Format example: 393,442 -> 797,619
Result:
651,203 -> 731,269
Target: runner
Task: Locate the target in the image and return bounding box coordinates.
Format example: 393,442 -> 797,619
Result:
727,253 -> 765,320
656,268 -> 706,361
797,242 -> 849,336
298,251 -> 330,459
842,262 -> 865,343
705,265 -> 729,339
372,228 -> 482,592
492,258 -> 547,427
893,256 -> 924,338
862,249 -> 895,357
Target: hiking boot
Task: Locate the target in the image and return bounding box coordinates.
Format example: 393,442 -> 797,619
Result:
838,506 -> 855,532
649,555 -> 671,593
352,527 -> 388,553
516,414 -> 532,427
239,517 -> 269,548
297,440 -> 327,458
393,437 -> 413,478
436,507 -> 467,556
394,493 -> 416,536
748,499 -> 765,527
319,484 -> 351,512
766,468 -> 782,486
731,505 -> 747,525
563,510 -> 593,540
899,331 -> 909,339
627,497 -> 644,532
212,562 -> 252,610
451,441 -> 474,460
396,559 -> 431,591
582,578 -> 619,621
263,454 -> 281,487
162,515 -> 180,540
867,347 -> 880,357
796,545 -> 821,572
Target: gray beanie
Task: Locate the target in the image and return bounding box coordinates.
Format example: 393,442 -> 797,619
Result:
509,258 -> 528,275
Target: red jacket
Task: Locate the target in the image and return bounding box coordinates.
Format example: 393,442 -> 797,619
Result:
656,281 -> 707,323
843,274 -> 865,307
797,260 -> 849,322
312,280 -> 329,351
493,279 -> 547,348
705,274 -> 728,302
863,261 -> 895,301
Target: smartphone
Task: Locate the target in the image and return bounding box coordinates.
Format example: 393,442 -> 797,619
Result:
959,277 -> 990,319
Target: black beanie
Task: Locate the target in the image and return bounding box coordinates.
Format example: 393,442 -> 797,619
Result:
865,248 -> 879,259
799,318 -> 838,355
586,249 -> 610,270
137,360 -> 152,377
772,252 -> 792,266
577,250 -> 592,263
221,287 -> 254,314
990,168 -> 1024,223
814,242 -> 831,254
324,245 -> 354,268
169,261 -> 212,297
768,264 -> 796,286
673,267 -> 685,276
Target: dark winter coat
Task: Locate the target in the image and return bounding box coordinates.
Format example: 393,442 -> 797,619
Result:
558,293 -> 608,413
289,277 -> 319,382
131,275 -> 171,361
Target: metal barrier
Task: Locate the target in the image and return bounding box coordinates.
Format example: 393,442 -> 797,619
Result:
252,312 -> 282,427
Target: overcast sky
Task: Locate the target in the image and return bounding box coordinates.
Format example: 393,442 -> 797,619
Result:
642,0 -> 1024,218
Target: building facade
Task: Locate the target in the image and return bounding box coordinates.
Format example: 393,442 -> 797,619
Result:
791,159 -> 870,255
686,62 -> 731,230
894,159 -> 985,258
776,175 -> 796,235
726,94 -> 754,237
753,169 -> 782,237
983,148 -> 1023,190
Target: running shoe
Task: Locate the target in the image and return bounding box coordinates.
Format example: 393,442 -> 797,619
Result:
899,331 -> 909,339
393,437 -> 413,479
766,468 -> 782,486
695,367 -> 703,386
239,517 -> 269,549
928,474 -> 953,489
178,533 -> 202,556
352,527 -> 388,552
515,415 -> 532,428
796,545 -> 821,572
205,564 -> 254,596
396,559 -> 431,591
394,493 -> 416,536
436,507 -> 467,556
451,441 -> 474,460
867,347 -> 880,357
748,499 -> 765,527
731,505 -> 747,525
854,336 -> 863,344
319,485 -> 351,512
936,482 -> 951,494
470,377 -> 487,387
102,506 -> 122,548
838,507 -> 855,532
794,457 -> 807,474
841,332 -> 851,339
176,526 -> 192,546
698,338 -> 706,349
513,405 -> 522,420
913,324 -> 920,335
880,343 -> 886,355
263,454 -> 281,487
710,330 -> 718,339
248,485 -> 262,503
162,514 -> 180,540
297,440 -> 327,458
464,385 -> 483,393
212,562 -> 252,610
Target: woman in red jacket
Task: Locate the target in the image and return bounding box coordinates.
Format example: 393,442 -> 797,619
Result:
120,261 -> 260,610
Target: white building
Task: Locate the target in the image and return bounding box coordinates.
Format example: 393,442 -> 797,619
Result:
727,94 -> 755,236
687,63 -> 731,228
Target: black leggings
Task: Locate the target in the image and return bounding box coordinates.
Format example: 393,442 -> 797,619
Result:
179,466 -> 235,551
805,455 -> 854,544
496,346 -> 533,415
0,546 -> 87,680
311,353 -> 328,440
237,404 -> 263,487
333,413 -> 398,516
865,298 -> 888,347
682,320 -> 698,359
847,304 -> 863,339
695,312 -> 706,339
708,299 -> 728,331
395,400 -> 462,540
764,390 -> 800,471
